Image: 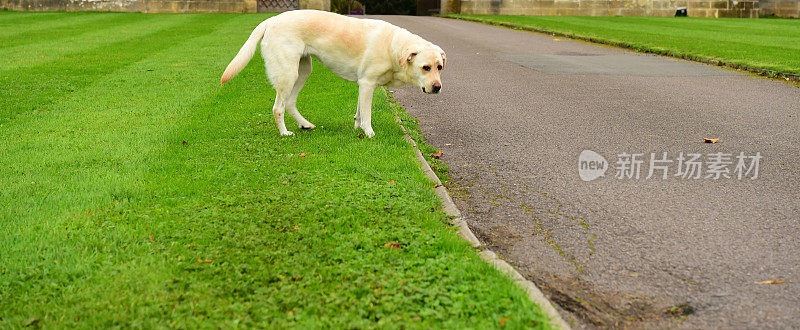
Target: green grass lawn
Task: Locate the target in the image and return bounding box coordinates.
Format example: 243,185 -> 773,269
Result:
0,11 -> 549,328
445,14 -> 800,75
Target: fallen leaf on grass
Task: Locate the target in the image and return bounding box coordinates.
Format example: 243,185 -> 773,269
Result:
294,225 -> 299,230
755,280 -> 783,284
291,277 -> 302,282
499,317 -> 510,326
197,259 -> 203,263
704,138 -> 720,143
149,235 -> 153,242
299,153 -> 306,157
182,140 -> 188,145
389,180 -> 397,184
384,242 -> 402,249
358,133 -> 365,139
430,151 -> 443,159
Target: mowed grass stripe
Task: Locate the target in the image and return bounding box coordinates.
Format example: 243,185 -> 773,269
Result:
0,14 -> 234,124
0,13 -> 190,71
0,13 -> 268,310
0,11 -> 67,24
0,13 -> 252,244
0,13 -> 549,328
0,12 -> 132,45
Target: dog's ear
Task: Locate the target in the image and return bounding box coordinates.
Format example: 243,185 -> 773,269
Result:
399,51 -> 417,67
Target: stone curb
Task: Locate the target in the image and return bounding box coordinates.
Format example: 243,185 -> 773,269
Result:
444,16 -> 800,85
394,113 -> 571,330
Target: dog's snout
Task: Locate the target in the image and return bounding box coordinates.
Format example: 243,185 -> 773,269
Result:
432,82 -> 441,93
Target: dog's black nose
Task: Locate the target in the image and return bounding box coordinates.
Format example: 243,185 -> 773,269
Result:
432,83 -> 441,93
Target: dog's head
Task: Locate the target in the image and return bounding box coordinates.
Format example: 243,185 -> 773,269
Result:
398,44 -> 446,94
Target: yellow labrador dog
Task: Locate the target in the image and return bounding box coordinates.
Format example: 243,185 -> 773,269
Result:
220,10 -> 446,137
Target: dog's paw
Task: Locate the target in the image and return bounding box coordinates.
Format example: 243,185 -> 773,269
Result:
280,130 -> 295,136
299,123 -> 315,130
363,129 -> 375,138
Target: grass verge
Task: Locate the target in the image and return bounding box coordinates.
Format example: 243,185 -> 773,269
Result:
0,11 -> 549,328
444,14 -> 800,81
389,90 -> 451,186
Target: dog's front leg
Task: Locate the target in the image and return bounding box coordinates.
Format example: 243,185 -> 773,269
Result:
357,81 -> 376,138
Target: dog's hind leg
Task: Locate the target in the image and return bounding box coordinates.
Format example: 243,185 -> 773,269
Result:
271,87 -> 294,136
263,40 -> 302,136
286,55 -> 315,130
270,75 -> 297,136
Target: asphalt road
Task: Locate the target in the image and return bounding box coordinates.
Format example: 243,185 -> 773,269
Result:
376,16 -> 800,328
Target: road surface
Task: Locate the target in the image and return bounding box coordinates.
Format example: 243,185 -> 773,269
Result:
377,15 -> 800,328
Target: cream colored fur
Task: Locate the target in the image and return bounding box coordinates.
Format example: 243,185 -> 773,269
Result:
220,10 -> 446,137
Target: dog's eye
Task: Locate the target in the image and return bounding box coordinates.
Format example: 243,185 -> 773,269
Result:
437,65 -> 443,70
422,65 -> 431,71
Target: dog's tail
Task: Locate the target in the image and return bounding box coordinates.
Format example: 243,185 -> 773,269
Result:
220,19 -> 270,85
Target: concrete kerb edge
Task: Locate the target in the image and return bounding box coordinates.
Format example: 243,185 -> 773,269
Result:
443,16 -> 800,85
392,106 -> 572,330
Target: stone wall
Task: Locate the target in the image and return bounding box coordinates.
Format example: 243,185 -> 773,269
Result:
0,0 -> 329,12
300,0 -> 329,11
760,0 -> 800,17
443,0 -> 760,17
690,0 -> 759,17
